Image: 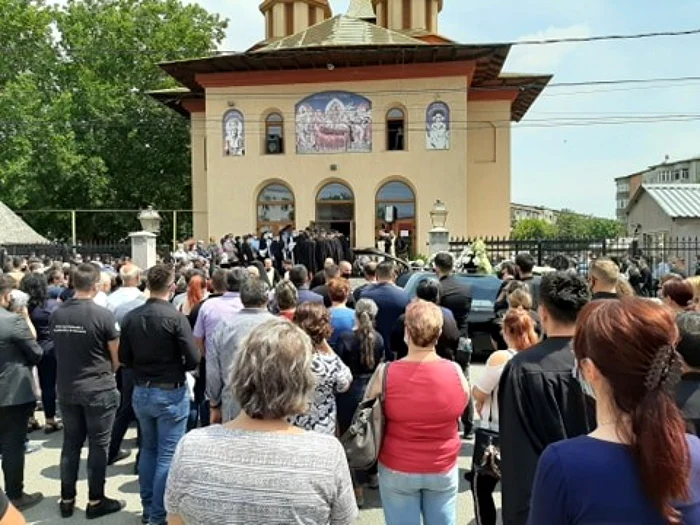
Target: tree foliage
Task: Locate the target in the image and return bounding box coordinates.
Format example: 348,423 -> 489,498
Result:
511,213 -> 625,240
0,0 -> 227,240
511,219 -> 558,240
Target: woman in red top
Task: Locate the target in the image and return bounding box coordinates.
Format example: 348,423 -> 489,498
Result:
366,301 -> 469,525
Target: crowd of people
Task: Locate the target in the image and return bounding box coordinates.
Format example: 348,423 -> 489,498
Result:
170,228 -> 354,277
0,246 -> 699,525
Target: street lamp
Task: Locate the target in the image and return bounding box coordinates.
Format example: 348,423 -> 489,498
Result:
138,206 -> 162,234
429,200 -> 448,229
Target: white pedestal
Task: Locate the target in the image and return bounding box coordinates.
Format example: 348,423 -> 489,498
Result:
428,228 -> 450,256
129,231 -> 157,270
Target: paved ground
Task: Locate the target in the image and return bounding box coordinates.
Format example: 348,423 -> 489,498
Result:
20,362 -> 500,525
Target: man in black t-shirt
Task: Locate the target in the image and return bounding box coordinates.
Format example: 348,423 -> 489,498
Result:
51,263 -> 124,520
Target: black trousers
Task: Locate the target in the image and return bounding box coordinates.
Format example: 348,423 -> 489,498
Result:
60,389 -> 119,501
109,368 -> 139,461
455,350 -> 475,434
37,352 -> 58,419
0,403 -> 34,499
470,471 -> 499,525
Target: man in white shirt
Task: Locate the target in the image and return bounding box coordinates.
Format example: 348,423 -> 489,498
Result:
106,264 -> 143,313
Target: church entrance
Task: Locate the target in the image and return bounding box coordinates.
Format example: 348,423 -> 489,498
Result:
376,180 -> 416,259
315,182 -> 355,245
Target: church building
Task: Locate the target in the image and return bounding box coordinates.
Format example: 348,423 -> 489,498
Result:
150,0 -> 551,254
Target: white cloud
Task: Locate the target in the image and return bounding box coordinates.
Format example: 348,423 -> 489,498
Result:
504,24 -> 591,72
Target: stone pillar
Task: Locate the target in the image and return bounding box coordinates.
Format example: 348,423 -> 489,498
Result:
130,231 -> 157,270
428,227 -> 450,256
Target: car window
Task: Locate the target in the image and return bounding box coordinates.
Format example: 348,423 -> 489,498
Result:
407,274 -> 500,305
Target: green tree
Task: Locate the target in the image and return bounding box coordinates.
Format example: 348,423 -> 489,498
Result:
584,217 -> 626,239
554,210 -> 589,238
511,219 -> 558,240
0,0 -> 227,240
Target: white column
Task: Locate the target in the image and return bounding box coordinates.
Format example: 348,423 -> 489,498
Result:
130,231 -> 158,270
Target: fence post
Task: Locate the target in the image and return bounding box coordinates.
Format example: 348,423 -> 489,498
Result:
172,211 -> 178,252
537,241 -> 543,266
601,238 -> 607,257
71,210 -> 77,246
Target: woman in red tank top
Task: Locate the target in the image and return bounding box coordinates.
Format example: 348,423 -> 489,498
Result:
366,301 -> 469,525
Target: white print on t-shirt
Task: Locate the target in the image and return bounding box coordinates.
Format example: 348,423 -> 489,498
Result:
53,325 -> 88,335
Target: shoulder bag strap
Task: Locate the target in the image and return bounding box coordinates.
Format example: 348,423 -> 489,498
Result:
380,362 -> 390,405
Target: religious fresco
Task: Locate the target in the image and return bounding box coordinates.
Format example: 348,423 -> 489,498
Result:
425,101 -> 450,150
295,91 -> 372,154
223,110 -> 245,156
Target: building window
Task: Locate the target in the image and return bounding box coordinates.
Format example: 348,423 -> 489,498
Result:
376,180 -> 416,257
264,112 -> 284,154
316,182 -> 355,242
257,182 -> 295,234
386,108 -> 405,151
674,170 -> 680,180
285,2 -> 294,34
682,168 -> 690,180
402,0 -> 411,29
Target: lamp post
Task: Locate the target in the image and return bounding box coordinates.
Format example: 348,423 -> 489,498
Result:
429,200 -> 448,229
428,200 -> 450,256
137,205 -> 162,235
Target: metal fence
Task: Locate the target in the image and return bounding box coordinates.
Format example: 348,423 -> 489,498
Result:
0,241 -> 173,268
448,237 -> 700,275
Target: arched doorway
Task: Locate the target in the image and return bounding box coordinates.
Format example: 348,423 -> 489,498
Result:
376,180 -> 416,258
315,181 -> 355,243
257,182 -> 295,235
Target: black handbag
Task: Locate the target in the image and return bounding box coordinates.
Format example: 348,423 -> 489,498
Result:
341,363 -> 389,470
472,391 -> 502,479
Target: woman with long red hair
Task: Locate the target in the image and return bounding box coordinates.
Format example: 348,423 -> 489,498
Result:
528,297 -> 700,524
178,273 -> 208,316
470,306 -> 539,525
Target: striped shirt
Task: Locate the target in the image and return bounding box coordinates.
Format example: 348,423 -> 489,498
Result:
165,425 -> 358,524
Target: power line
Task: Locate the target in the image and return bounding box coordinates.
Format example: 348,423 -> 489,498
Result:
3,27 -> 700,56
3,114 -> 700,133
507,27 -> 700,45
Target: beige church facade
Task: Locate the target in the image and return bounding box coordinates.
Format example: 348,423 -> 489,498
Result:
151,0 -> 550,254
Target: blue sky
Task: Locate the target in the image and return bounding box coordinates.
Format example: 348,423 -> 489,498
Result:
201,0 -> 700,218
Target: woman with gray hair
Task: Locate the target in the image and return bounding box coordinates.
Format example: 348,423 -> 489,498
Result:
165,319 -> 357,525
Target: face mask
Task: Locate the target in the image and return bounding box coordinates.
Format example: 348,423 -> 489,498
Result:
573,358 -> 596,400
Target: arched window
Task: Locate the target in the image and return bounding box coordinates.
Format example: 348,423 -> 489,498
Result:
264,112 -> 284,154
376,180 -> 416,257
316,182 -> 355,242
387,108 -> 405,151
257,182 -> 295,234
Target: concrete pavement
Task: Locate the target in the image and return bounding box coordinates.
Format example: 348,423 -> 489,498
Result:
19,362 -> 499,525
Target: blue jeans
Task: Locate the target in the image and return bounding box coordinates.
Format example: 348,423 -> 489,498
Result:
133,386 -> 189,525
379,463 -> 458,525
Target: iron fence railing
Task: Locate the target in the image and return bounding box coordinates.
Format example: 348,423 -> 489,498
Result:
448,237 -> 700,276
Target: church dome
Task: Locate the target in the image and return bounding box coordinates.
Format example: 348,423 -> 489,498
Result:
259,0 -> 332,40
372,0 -> 443,33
